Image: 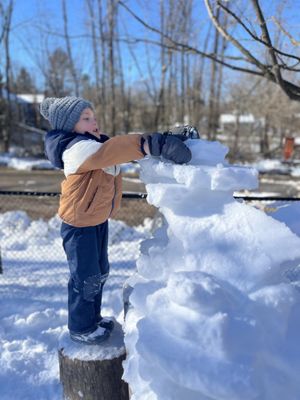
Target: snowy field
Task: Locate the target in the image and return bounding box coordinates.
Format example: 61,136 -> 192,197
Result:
0,152 -> 140,175
1,151 -> 300,176
0,212 -> 152,400
1,199 -> 299,399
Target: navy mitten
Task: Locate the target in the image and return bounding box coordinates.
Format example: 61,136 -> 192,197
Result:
161,135 -> 192,164
142,132 -> 192,164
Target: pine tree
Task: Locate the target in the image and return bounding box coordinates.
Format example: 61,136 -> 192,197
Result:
14,67 -> 36,94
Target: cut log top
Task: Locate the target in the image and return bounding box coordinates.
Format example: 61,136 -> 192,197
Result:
58,319 -> 126,361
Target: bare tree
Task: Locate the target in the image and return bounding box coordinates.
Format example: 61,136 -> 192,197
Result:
207,4 -> 221,140
178,0 -> 189,124
214,12 -> 228,135
115,21 -> 130,134
154,0 -> 195,129
13,67 -> 36,93
0,2 -> 7,45
86,0 -> 102,104
154,0 -> 167,129
204,0 -> 300,101
62,0 -> 80,96
97,0 -> 108,131
86,0 -> 109,130
46,48 -> 74,97
119,0 -> 300,102
107,0 -> 118,135
223,80 -> 260,161
5,0 -> 299,160
1,0 -> 14,152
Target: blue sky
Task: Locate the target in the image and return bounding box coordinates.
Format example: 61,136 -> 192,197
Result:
9,0 -> 169,88
6,0 -> 300,91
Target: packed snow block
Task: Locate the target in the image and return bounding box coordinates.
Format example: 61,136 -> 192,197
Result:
123,139 -> 300,400
58,321 -> 129,400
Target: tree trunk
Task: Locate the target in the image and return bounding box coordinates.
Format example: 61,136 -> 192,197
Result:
207,6 -> 220,140
62,0 -> 79,96
108,0 -> 117,136
3,0 -> 13,152
261,114 -> 270,155
116,22 -> 129,134
0,246 -> 3,274
233,114 -> 241,159
214,13 -> 228,139
195,22 -> 211,128
86,0 -> 101,105
58,322 -> 129,400
98,0 -> 108,132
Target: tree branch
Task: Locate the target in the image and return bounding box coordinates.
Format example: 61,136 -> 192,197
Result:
251,0 -> 282,79
204,0 -> 269,73
118,0 -> 265,77
206,0 -> 300,100
272,16 -> 300,46
217,0 -> 300,63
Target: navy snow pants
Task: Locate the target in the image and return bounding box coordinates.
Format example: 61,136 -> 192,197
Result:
60,221 -> 109,334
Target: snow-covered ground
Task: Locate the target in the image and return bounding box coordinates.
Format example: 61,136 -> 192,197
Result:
1,150 -> 300,176
0,212 -> 152,400
0,152 -> 140,175
4,203 -> 299,399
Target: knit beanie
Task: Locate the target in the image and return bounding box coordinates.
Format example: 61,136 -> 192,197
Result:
40,96 -> 93,131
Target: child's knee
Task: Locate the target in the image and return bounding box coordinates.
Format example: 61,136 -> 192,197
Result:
82,273 -> 108,302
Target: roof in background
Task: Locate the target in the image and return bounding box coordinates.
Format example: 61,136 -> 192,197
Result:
16,94 -> 45,104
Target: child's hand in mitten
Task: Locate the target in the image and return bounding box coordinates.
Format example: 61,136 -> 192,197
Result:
142,132 -> 191,164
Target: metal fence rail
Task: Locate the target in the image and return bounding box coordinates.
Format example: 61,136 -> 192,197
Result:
0,191 -> 299,287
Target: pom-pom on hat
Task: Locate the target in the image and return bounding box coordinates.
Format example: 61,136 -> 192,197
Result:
40,96 -> 93,131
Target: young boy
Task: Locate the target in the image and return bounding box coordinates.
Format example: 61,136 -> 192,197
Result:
40,96 -> 191,345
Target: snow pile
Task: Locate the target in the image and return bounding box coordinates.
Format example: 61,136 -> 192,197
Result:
246,159 -> 290,175
0,211 -> 61,251
123,139 -> 300,400
0,153 -> 53,170
265,201 -> 300,238
290,166 -> 300,177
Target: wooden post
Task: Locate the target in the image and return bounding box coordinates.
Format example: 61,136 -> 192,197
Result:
58,320 -> 129,400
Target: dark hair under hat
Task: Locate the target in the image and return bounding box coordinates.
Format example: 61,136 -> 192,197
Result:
40,96 -> 93,131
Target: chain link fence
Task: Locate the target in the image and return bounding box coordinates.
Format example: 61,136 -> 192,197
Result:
1,191 -> 300,290
0,192 -> 159,288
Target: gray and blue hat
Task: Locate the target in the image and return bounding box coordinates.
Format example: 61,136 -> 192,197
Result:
40,96 -> 93,131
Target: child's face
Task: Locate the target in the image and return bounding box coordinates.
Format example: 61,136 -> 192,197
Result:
73,108 -> 100,137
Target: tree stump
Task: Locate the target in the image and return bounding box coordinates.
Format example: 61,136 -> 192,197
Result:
58,320 -> 129,400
